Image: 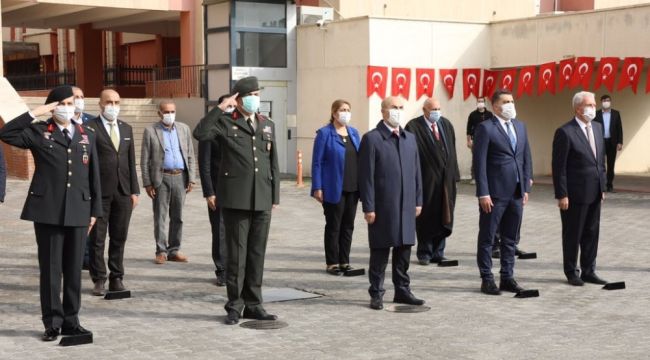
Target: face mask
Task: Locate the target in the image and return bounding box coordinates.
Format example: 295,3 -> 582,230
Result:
242,95 -> 260,114
162,113 -> 176,126
386,109 -> 402,128
477,102 -> 486,110
582,106 -> 596,121
602,101 -> 611,109
429,110 -> 442,122
74,98 -> 85,113
501,102 -> 516,120
53,105 -> 75,123
103,105 -> 120,122
224,106 -> 235,113
337,111 -> 351,125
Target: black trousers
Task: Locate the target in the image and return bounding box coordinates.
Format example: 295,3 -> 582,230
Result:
222,208 -> 271,313
561,199 -> 601,278
89,193 -> 133,282
34,223 -> 86,329
207,204 -> 226,272
322,191 -> 359,266
368,246 -> 412,299
604,138 -> 617,188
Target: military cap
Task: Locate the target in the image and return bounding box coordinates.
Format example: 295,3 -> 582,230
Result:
45,85 -> 74,104
232,76 -> 259,96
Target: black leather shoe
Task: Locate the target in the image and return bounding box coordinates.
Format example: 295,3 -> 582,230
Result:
567,276 -> 585,286
369,297 -> 383,310
394,292 -> 425,306
42,327 -> 60,341
481,280 -> 501,295
417,258 -> 430,266
581,273 -> 607,285
92,280 -> 106,296
491,249 -> 500,259
499,278 -> 524,293
61,325 -> 92,336
108,278 -> 125,292
243,307 -> 278,321
430,257 -> 447,264
326,265 -> 342,275
225,310 -> 240,325
515,247 -> 524,256
215,269 -> 226,287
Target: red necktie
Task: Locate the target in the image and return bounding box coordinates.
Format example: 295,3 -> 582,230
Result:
392,130 -> 399,137
431,122 -> 440,141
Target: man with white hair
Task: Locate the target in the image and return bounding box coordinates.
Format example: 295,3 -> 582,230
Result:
552,91 -> 608,286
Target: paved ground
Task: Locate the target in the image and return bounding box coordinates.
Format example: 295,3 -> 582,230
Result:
0,178 -> 649,359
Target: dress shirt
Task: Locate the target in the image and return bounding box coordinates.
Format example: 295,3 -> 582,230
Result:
160,123 -> 186,170
602,110 -> 611,139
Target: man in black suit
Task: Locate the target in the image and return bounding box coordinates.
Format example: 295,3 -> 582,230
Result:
0,86 -> 102,342
0,143 -> 5,204
593,94 -> 623,192
87,89 -> 140,296
553,91 -> 608,286
198,94 -> 229,286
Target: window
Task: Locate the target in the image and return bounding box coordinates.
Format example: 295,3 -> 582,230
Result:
232,0 -> 287,68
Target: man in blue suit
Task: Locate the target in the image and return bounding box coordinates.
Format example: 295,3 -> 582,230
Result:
552,91 -> 608,286
359,96 -> 424,310
473,89 -> 532,295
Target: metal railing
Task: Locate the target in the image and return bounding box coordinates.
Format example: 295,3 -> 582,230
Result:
104,65 -> 154,86
148,65 -> 205,98
7,71 -> 76,91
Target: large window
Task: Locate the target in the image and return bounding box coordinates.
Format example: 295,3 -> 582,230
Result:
232,0 -> 287,68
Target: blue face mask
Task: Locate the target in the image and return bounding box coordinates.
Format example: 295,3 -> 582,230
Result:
241,95 -> 260,114
429,110 -> 442,122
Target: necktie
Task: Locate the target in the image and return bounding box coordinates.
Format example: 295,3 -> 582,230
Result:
62,128 -> 71,146
392,130 -> 399,138
247,117 -> 256,132
586,124 -> 597,158
431,122 -> 440,141
505,121 -> 516,151
109,122 -> 119,150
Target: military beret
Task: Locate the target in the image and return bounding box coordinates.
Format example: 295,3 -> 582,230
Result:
232,76 -> 259,96
45,85 -> 74,105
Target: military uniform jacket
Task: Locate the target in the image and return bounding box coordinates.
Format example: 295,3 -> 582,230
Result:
0,112 -> 103,226
193,107 -> 279,211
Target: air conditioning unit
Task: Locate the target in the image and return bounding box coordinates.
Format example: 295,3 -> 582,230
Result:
298,6 -> 334,25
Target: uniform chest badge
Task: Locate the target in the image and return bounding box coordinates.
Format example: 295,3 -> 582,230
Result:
267,142 -> 272,151
263,126 -> 272,134
83,153 -> 89,165
43,131 -> 51,140
232,126 -> 238,130
79,134 -> 90,144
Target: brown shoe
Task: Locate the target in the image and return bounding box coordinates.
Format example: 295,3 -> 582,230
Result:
154,253 -> 167,264
168,252 -> 188,262
92,280 -> 106,296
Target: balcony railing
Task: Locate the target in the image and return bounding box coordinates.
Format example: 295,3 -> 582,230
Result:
7,71 -> 76,91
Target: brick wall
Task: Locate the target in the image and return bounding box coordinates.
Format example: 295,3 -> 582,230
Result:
0,120 -> 35,180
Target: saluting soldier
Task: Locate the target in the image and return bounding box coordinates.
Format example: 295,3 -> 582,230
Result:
193,76 -> 280,325
0,86 -> 102,343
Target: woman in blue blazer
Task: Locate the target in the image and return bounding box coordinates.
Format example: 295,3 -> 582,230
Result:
311,99 -> 361,275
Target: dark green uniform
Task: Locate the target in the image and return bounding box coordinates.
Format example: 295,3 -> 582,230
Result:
194,107 -> 279,313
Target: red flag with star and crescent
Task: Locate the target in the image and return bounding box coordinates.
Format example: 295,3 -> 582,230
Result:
462,68 -> 481,100
481,69 -> 499,98
558,58 -> 575,91
617,57 -> 644,93
439,69 -> 457,99
499,69 -> 517,92
516,66 -> 535,98
594,57 -> 619,92
415,68 -> 435,99
366,66 -> 388,98
537,62 -> 556,95
571,57 -> 595,89
391,67 -> 411,99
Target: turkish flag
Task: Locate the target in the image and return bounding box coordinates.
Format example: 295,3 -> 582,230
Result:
558,58 -> 575,91
481,70 -> 499,98
594,57 -> 619,92
367,66 -> 388,98
391,67 -> 411,99
516,66 -> 536,98
499,69 -> 517,92
439,69 -> 457,99
617,57 -> 644,93
538,62 -> 556,95
415,68 -> 435,99
571,57 -> 595,89
462,68 -> 481,100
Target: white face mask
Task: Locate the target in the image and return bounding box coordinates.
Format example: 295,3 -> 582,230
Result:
429,110 -> 442,122
53,105 -> 75,123
74,98 -> 85,113
386,108 -> 402,128
103,105 -> 120,122
162,113 -> 176,126
500,102 -> 517,120
582,106 -> 596,122
601,101 -> 611,109
477,102 -> 486,110
337,111 -> 351,125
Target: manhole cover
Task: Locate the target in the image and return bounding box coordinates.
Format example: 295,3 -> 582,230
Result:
385,305 -> 431,313
240,320 -> 289,330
